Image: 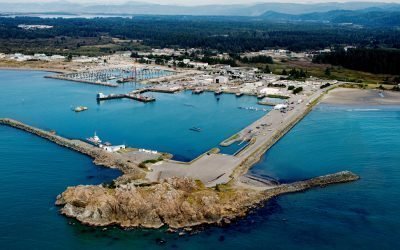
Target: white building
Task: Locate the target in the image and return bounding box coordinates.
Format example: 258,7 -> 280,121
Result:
260,87 -> 281,95
100,145 -> 126,153
188,62 -> 209,69
50,55 -> 66,61
214,76 -> 229,84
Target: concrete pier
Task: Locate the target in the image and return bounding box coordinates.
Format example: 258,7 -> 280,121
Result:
97,87 -> 182,102
45,75 -> 119,87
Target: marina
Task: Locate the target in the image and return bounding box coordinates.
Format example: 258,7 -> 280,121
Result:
46,66 -> 175,87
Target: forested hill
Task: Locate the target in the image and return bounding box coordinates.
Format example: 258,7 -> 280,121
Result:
1,16 -> 400,53
260,9 -> 400,27
313,48 -> 400,75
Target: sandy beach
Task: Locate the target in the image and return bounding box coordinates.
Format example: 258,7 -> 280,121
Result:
322,88 -> 400,105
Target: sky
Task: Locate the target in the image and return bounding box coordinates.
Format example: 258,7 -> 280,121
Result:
2,0 -> 400,5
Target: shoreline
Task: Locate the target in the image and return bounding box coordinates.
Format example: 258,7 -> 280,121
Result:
0,66 -> 69,74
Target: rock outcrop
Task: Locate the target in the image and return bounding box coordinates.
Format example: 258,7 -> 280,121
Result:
56,171 -> 359,229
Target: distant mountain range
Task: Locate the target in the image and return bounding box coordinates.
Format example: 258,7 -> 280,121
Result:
1,1 -> 400,16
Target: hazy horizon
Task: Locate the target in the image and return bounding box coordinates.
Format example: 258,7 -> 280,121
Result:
1,0 -> 400,6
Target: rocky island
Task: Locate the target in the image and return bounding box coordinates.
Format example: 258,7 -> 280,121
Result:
55,172 -> 359,229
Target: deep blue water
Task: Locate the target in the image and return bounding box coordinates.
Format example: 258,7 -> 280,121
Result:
1,70 -> 400,249
0,70 -> 267,161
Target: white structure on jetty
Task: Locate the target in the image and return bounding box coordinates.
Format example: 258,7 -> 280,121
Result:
274,104 -> 288,110
100,144 -> 126,153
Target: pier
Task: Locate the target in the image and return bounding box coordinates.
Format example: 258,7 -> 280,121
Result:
97,86 -> 182,103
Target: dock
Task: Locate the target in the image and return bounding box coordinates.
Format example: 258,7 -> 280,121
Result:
258,101 -> 281,106
46,66 -> 175,87
96,86 -> 182,103
45,75 -> 119,87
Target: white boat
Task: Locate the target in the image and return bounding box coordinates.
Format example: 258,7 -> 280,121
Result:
87,132 -> 102,144
74,106 -> 88,112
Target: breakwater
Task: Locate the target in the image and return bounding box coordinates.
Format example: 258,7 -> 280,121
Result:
0,118 -> 145,177
231,88 -> 329,180
55,171 -> 359,229
45,75 -> 119,87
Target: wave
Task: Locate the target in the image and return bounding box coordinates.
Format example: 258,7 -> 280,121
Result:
346,109 -> 381,112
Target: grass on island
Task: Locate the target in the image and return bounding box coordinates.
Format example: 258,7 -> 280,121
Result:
138,157 -> 164,168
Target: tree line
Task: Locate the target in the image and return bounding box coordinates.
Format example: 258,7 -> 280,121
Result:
2,16 -> 400,54
313,48 -> 400,75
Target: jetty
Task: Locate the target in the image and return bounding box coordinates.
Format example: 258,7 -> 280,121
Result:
45,75 -> 119,87
0,118 -> 167,177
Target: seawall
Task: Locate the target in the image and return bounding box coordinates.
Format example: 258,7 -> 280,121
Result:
0,118 -> 145,177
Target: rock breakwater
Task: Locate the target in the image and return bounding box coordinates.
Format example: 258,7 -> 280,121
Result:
0,118 -> 145,177
55,171 -> 359,229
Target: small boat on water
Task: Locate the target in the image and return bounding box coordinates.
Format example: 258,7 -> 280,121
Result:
257,94 -> 265,99
189,127 -> 202,132
74,106 -> 88,112
192,88 -> 204,94
236,92 -> 243,97
214,90 -> 222,95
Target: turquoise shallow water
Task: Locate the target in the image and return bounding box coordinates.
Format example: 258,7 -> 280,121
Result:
1,70 -> 400,249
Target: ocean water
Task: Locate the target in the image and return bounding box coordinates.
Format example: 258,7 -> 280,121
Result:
0,70 -> 267,161
1,70 -> 400,249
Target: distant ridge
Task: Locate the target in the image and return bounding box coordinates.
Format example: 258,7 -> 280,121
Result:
1,1 -> 400,16
260,9 -> 400,27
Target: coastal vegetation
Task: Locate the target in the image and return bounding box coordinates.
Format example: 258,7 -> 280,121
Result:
293,87 -> 303,94
2,16 -> 400,55
313,48 -> 400,75
138,157 -> 164,168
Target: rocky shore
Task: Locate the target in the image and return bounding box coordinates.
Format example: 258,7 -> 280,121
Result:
55,171 -> 359,229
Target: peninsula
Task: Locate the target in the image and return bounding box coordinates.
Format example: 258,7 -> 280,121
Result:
0,80 -> 364,229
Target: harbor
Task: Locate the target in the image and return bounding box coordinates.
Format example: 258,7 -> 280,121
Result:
1,68 -> 398,245
0,68 -> 339,187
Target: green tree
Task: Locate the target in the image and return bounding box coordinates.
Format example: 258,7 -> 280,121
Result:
325,67 -> 331,76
